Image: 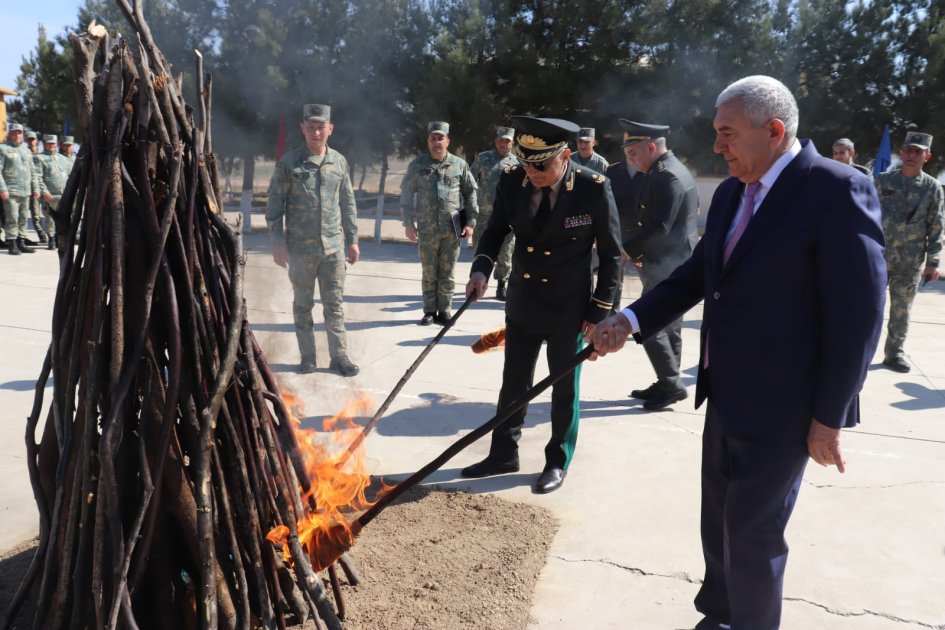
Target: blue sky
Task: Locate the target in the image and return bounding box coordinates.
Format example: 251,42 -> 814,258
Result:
1,1 -> 84,94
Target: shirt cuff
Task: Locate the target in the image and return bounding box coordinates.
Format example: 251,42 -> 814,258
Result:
620,306 -> 640,334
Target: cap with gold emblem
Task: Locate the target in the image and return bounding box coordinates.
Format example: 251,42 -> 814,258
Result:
61,135 -> 75,145
619,120 -> 670,147
43,134 -> 57,143
302,104 -> 331,122
577,127 -> 595,141
495,126 -> 515,140
510,115 -> 579,163
903,132 -> 932,150
428,121 -> 449,136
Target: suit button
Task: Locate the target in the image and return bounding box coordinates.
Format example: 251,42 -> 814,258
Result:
541,278 -> 548,283
713,291 -> 720,300
637,221 -> 643,226
523,273 -> 531,279
544,251 -> 551,256
571,237 -> 577,240
526,246 -> 534,253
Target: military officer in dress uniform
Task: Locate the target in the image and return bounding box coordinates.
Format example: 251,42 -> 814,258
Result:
570,127 -> 609,174
470,125 -> 517,300
621,120 -> 699,410
462,116 -> 622,494
606,131 -> 646,309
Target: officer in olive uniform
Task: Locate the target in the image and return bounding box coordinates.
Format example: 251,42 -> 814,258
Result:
37,134 -> 70,249
266,104 -> 360,377
401,121 -> 478,325
606,131 -> 646,309
1,124 -> 40,255
570,127 -> 610,174
874,131 -> 944,373
621,120 -> 699,410
25,130 -> 48,244
463,116 -> 622,494
470,126 -> 517,300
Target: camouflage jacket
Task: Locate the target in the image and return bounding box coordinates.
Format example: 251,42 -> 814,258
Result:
400,153 -> 478,233
0,141 -> 39,197
570,151 -> 609,175
37,151 -> 72,198
266,146 -> 358,255
875,168 -> 944,269
470,149 -> 517,213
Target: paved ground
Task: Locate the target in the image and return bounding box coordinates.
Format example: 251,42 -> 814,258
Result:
1,209 -> 943,629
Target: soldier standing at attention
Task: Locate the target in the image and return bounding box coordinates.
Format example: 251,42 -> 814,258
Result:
462,116 -> 622,494
1,124 -> 40,255
621,120 -> 699,410
874,131 -> 944,373
25,130 -> 48,244
401,121 -> 478,325
570,127 -> 609,174
470,125 -> 517,300
37,134 -> 70,250
60,136 -> 76,166
266,104 -> 360,377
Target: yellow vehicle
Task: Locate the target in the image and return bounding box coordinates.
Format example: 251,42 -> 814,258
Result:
1,86 -> 18,142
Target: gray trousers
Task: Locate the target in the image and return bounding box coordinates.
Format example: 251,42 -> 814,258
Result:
640,264 -> 683,389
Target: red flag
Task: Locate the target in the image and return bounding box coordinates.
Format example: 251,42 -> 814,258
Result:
275,116 -> 286,160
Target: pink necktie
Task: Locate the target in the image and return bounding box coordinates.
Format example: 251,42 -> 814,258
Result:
723,181 -> 761,265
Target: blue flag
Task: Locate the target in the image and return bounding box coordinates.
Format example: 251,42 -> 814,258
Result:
873,124 -> 891,176
63,115 -> 71,136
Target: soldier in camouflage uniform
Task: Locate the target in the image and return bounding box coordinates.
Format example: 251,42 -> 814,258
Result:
25,130 -> 48,243
874,131 -> 944,373
60,136 -> 76,166
401,121 -> 478,325
266,104 -> 360,377
37,135 -> 71,249
470,126 -> 517,300
1,124 -> 40,255
570,127 -> 609,174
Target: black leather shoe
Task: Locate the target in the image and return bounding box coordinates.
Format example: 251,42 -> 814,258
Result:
461,457 -> 519,478
642,387 -> 688,411
330,356 -> 360,377
16,238 -> 35,254
433,311 -> 451,325
882,356 -> 911,373
495,280 -> 507,301
630,382 -> 660,400
418,313 -> 435,326
534,467 -> 567,494
299,359 -> 317,374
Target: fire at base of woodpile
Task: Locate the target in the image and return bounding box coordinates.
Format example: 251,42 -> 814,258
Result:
0,4 -> 376,630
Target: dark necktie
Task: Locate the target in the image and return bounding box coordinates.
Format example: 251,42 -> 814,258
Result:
533,187 -> 551,231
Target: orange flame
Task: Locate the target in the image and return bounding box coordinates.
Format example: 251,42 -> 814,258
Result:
267,389 -> 381,570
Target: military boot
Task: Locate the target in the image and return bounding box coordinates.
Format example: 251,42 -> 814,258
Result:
36,230 -> 48,244
48,235 -> 57,250
495,280 -> 507,301
16,238 -> 35,254
8,240 -> 21,256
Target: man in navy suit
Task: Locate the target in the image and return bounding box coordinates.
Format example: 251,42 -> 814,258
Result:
589,76 -> 886,629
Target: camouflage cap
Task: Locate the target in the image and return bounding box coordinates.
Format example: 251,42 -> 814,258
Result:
903,132 -> 932,150
832,137 -> 855,150
9,123 -> 24,133
61,135 -> 75,144
302,104 -> 331,122
577,127 -> 596,140
43,134 -> 58,143
495,126 -> 515,140
25,130 -> 37,140
428,121 -> 449,136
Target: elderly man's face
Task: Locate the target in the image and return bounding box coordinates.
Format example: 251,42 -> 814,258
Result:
713,97 -> 786,184
494,137 -> 512,156
521,148 -> 571,187
427,132 -> 449,160
832,145 -> 854,164
576,138 -> 595,158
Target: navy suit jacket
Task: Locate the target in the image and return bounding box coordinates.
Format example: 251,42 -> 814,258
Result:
630,140 -> 886,437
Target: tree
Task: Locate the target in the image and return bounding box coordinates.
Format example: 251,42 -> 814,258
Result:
9,26 -> 78,137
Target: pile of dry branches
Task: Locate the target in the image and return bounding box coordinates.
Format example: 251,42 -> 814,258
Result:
2,3 -> 355,629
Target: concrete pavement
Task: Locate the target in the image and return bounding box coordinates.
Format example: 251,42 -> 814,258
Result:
1,212 -> 943,629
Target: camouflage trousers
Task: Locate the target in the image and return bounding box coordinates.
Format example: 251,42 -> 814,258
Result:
288,248 -> 349,362
472,210 -> 514,283
29,196 -> 46,237
2,195 -> 31,240
884,267 -> 922,359
43,197 -> 60,238
417,229 -> 461,314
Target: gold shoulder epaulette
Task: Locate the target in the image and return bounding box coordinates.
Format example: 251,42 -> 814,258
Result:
502,162 -> 518,174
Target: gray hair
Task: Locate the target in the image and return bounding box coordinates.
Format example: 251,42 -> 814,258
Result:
833,138 -> 854,150
716,75 -> 799,141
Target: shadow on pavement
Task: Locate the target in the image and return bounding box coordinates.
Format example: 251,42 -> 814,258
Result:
0,379 -> 51,391
891,382 -> 945,410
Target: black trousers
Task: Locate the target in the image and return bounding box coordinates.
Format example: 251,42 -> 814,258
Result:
694,402 -> 809,630
487,318 -> 584,470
